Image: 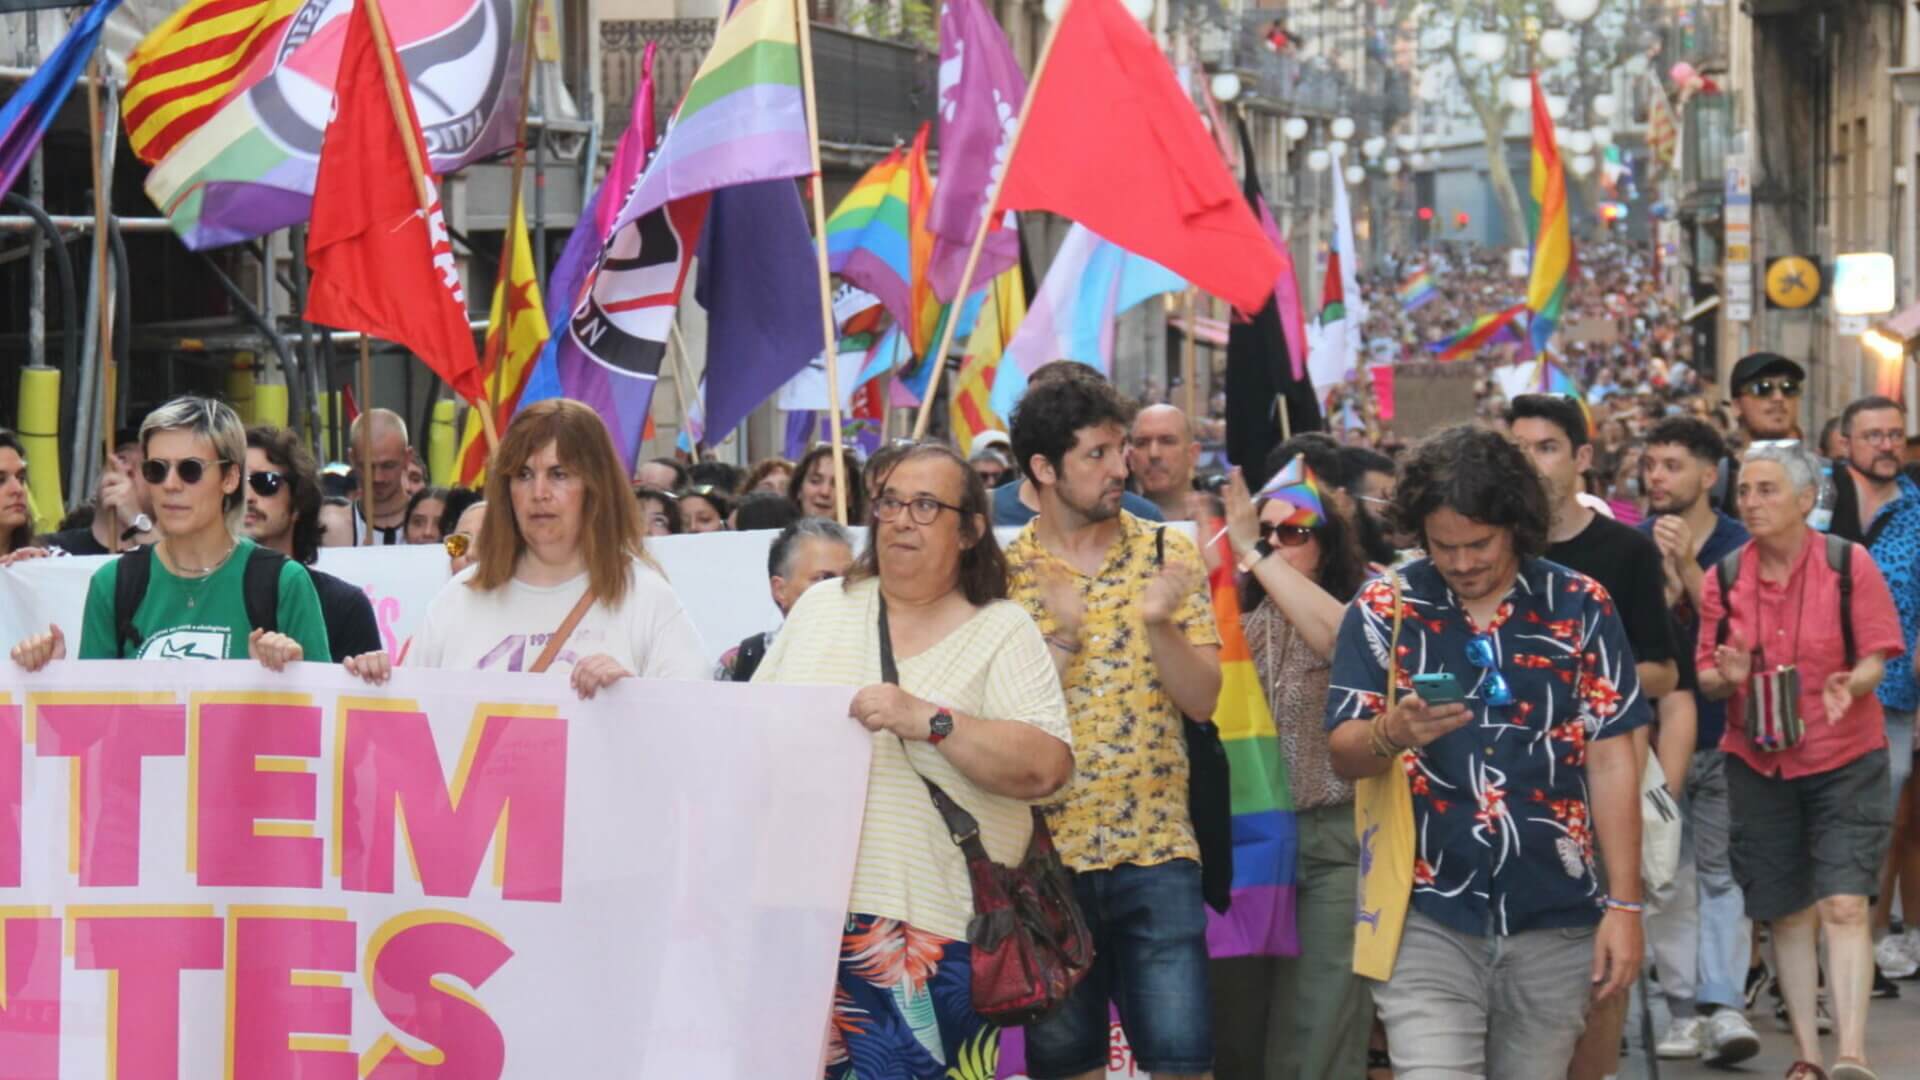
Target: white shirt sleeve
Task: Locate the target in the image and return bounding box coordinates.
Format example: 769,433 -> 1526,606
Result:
622,562 -> 710,681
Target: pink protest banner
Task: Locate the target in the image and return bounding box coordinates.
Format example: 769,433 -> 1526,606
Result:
0,661 -> 867,1078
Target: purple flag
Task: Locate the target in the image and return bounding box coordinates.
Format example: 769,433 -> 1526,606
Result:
0,0 -> 123,200
926,0 -> 1026,301
695,179 -> 825,441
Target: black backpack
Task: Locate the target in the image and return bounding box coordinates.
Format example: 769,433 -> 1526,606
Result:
1713,534 -> 1856,665
112,544 -> 286,658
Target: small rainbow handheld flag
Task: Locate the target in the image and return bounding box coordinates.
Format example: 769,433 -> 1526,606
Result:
1255,458 -> 1325,528
1398,270 -> 1438,312
1427,304 -> 1528,362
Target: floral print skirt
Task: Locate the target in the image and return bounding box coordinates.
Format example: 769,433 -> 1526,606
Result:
826,914 -> 999,1080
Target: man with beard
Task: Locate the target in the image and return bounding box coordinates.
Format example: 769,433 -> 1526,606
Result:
1638,417 -> 1760,1065
1713,352 -> 1806,510
1342,445 -> 1406,566
1129,404 -> 1201,521
1005,374 -> 1223,1080
1824,396 -> 1920,989
244,427 -> 384,662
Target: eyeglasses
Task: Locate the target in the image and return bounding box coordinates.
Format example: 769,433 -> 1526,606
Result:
1740,378 -> 1801,399
247,471 -> 288,497
141,457 -> 228,486
444,532 -> 472,559
1259,522 -> 1316,547
1463,632 -> 1515,707
873,494 -> 965,525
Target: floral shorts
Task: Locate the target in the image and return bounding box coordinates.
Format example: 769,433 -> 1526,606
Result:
826,913 -> 999,1080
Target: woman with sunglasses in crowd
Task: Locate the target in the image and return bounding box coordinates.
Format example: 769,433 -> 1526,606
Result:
10,397 -> 330,671
1212,447 -> 1373,1080
348,399 -> 707,698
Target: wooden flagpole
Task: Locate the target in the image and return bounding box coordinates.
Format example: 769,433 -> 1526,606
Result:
362,0 -> 499,454
909,0 -> 1070,441
666,320 -> 700,450
86,51 -> 116,550
793,0 -> 849,524
488,0 -> 543,421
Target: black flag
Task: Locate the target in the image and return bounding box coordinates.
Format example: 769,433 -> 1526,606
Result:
1227,115 -> 1322,489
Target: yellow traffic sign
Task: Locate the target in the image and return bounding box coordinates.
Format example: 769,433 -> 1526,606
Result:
1766,256 -> 1822,309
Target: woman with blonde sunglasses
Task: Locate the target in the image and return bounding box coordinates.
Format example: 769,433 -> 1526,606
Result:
10,397 -> 330,671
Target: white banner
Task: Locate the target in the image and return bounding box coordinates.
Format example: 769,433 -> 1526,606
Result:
0,661 -> 867,1078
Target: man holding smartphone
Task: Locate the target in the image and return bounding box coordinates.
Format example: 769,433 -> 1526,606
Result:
1326,425 -> 1649,1080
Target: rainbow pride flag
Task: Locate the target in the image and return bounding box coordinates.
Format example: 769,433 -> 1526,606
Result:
1526,71 -> 1574,357
1204,530 -> 1300,959
1427,304 -> 1528,362
827,134 -> 921,338
1398,269 -> 1438,312
1256,459 -> 1325,527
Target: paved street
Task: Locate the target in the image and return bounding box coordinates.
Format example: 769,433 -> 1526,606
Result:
1623,986 -> 1920,1079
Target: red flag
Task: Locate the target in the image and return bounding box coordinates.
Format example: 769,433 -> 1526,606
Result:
303,0 -> 484,404
994,0 -> 1282,315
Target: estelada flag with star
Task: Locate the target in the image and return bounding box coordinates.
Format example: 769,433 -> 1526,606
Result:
456,194 -> 549,485
304,0 -> 484,405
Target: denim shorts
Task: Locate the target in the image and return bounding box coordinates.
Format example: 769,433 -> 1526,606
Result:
1023,859 -> 1212,1078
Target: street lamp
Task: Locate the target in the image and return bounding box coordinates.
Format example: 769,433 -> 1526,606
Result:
1383,156 -> 1402,174
1345,164 -> 1367,185
1307,149 -> 1331,172
1331,116 -> 1357,141
1328,139 -> 1349,158
1471,30 -> 1508,65
1210,73 -> 1242,102
1283,117 -> 1310,141
1539,28 -> 1575,62
1395,134 -> 1417,153
1568,154 -> 1595,177
1592,92 -> 1618,120
1503,77 -> 1533,110
1590,124 -> 1614,147
1561,129 -> 1594,155
1553,0 -> 1601,21
1545,94 -> 1569,121
1363,135 -> 1388,159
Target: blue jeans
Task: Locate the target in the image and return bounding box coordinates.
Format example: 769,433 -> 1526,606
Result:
1647,750 -> 1751,1014
1023,860 -> 1213,1078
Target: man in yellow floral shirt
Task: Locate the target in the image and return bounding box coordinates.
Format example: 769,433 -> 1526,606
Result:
1004,371 -> 1223,1080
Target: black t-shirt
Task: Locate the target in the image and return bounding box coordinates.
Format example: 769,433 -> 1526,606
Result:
309,567 -> 383,661
41,525 -> 111,557
1547,513 -> 1677,671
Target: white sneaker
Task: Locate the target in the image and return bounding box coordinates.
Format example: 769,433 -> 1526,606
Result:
1877,934 -> 1918,979
1655,1015 -> 1705,1059
1705,1007 -> 1761,1066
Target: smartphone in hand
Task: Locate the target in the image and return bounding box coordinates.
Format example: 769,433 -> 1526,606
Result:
1411,672 -> 1467,706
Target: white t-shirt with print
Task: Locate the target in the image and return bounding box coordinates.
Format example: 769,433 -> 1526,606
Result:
408,557 -> 709,680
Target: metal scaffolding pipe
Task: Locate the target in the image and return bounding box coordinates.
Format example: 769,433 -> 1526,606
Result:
0,214 -> 174,232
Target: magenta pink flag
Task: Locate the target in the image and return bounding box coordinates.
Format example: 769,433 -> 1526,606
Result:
596,42 -> 658,240
926,0 -> 1026,301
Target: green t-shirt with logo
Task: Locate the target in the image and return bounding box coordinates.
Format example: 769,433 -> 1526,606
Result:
77,538 -> 333,662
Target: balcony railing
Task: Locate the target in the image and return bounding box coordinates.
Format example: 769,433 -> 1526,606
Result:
600,19 -> 936,156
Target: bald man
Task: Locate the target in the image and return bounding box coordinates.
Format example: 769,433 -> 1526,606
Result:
348,408 -> 415,545
1128,403 -> 1201,522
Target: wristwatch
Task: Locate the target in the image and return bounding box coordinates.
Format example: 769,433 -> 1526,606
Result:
121,514 -> 153,542
927,708 -> 955,745
1236,537 -> 1275,574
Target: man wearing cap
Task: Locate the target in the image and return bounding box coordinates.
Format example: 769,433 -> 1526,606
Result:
1713,352 -> 1806,511
969,432 -> 1015,489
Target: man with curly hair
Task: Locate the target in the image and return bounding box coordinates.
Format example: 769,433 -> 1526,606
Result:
1324,424 -> 1650,1079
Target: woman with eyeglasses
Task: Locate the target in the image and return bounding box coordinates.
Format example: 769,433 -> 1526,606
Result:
1213,459 -> 1374,1080
10,397 -> 330,671
633,487 -> 681,537
349,399 -> 707,698
1697,441 -> 1903,1080
752,441 -> 1071,1080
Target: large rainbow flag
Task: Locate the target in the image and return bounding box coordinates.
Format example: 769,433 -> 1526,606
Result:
826,124 -> 937,348
1427,304 -> 1528,362
1203,530 -> 1300,959
1398,269 -> 1438,312
1526,71 -> 1574,357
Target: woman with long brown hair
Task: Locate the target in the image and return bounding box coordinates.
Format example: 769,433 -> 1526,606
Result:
350,400 -> 707,696
0,429 -> 37,563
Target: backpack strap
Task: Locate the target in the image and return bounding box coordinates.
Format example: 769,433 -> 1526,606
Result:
113,545 -> 155,657
242,546 -> 287,638
1712,546 -> 1743,648
1154,525 -> 1166,568
1825,534 -> 1855,667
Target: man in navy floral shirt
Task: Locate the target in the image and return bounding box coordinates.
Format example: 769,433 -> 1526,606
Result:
1325,425 -> 1650,1079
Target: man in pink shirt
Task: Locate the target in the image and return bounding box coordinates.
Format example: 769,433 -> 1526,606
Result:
1697,441 -> 1904,1080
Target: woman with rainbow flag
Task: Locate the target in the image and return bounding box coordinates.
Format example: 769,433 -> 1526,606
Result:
1212,453 -> 1374,1078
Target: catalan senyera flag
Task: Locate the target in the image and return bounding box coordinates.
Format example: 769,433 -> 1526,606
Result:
1526,71 -> 1574,359
1203,525 -> 1300,959
950,263 -> 1026,452
455,197 -> 548,485
122,0 -> 303,165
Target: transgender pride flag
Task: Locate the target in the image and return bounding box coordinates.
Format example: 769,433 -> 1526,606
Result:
1203,530 -> 1300,958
